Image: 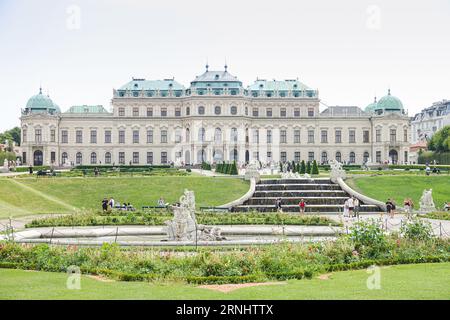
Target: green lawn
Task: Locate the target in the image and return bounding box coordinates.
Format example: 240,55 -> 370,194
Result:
0,176 -> 249,218
0,263 -> 448,299
348,175 -> 450,209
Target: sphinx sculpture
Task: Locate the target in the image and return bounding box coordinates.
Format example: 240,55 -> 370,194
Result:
164,189 -> 225,241
419,189 -> 436,213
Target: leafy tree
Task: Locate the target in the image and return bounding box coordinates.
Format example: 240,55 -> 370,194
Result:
428,125 -> 450,152
0,127 -> 21,146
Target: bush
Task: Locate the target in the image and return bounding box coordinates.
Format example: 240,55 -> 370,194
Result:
312,160 -> 319,175
349,219 -> 390,258
306,161 -> 311,174
400,218 -> 434,241
300,160 -> 306,174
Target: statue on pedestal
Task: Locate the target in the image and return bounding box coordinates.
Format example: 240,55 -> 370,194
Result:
419,189 -> 436,213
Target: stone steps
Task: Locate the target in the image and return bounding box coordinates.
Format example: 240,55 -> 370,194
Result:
232,178 -> 383,214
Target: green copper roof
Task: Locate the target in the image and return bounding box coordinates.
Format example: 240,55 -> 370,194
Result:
25,88 -> 60,114
376,89 -> 404,111
66,105 -> 109,113
190,68 -> 242,89
247,79 -> 311,91
119,78 -> 185,91
365,97 -> 378,113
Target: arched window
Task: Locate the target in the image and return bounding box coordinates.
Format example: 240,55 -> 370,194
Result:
230,128 -> 238,143
349,152 -> 356,164
185,128 -> 190,142
321,151 -> 328,164
186,106 -> 190,116
214,128 -> 222,143
105,152 -> 111,164
198,106 -> 205,115
90,152 -> 97,164
363,151 -> 370,163
76,152 -> 82,165
335,152 -> 342,163
61,152 -> 68,165
213,149 -> 223,162
197,149 -> 206,163
198,128 -> 205,142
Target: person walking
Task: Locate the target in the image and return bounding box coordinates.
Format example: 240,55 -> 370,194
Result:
353,196 -> 360,219
101,198 -> 108,212
275,198 -> 283,213
299,199 -> 306,215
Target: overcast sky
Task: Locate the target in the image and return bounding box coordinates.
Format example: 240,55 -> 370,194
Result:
0,0 -> 449,131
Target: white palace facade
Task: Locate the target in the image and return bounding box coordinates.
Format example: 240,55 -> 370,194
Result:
20,66 -> 412,167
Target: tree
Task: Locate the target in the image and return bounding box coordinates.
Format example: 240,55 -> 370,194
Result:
312,160 -> 319,175
300,160 -> 306,174
306,161 -> 311,174
428,125 -> 450,152
296,162 -> 300,173
291,161 -> 296,173
230,161 -> 238,175
0,127 -> 21,146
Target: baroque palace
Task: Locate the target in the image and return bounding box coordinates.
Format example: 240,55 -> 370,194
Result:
20,65 -> 411,166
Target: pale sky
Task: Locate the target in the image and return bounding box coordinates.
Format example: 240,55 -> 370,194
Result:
0,0 -> 449,131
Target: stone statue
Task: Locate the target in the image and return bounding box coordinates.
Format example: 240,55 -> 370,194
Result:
244,161 -> 261,182
419,189 -> 436,213
164,190 -> 225,241
329,159 -> 346,183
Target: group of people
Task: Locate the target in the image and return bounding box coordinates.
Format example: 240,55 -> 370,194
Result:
343,196 -> 360,218
101,197 -> 135,212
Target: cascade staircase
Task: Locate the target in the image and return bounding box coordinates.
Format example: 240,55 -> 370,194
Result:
232,178 -> 383,214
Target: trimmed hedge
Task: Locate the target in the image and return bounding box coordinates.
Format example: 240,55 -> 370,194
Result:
15,166 -> 50,172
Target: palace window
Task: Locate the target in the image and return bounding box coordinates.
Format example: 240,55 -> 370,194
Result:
231,128 -> 238,143
119,108 -> 125,117
308,130 -> 314,143
147,152 -> 153,164
175,130 -> 182,143
266,108 -> 272,117
105,152 -> 111,164
198,128 -> 205,142
186,128 -> 190,143
75,130 -> 82,143
308,108 -> 314,117
335,130 -> 342,143
280,108 -> 286,117
404,129 -> 408,142
308,152 -> 314,162
90,130 -> 97,144
321,151 -> 328,163
349,152 -> 356,164
133,130 -> 139,144
119,130 -> 125,144
390,129 -> 397,142
175,108 -> 181,117
376,151 -> 381,163
295,152 -> 301,162
363,130 -> 370,143
76,152 -> 82,165
294,108 -> 300,117
267,151 -> 272,161
363,151 -> 370,163
294,130 -> 300,143
133,152 -> 139,164
161,130 -> 168,143
90,152 -> 97,164
147,107 -> 153,117
61,130 -> 68,144
214,106 -> 221,115
133,107 -> 139,117
267,129 -> 272,144
349,130 -> 356,143
230,106 -> 237,115
119,152 -> 125,164
321,130 -> 328,143
186,107 -> 190,116
161,152 -> 168,164
280,152 -> 287,162
34,129 -> 42,143
105,130 -> 111,144
147,130 -> 153,144
198,106 -> 205,115
215,128 -> 222,143
335,152 -> 342,162
50,129 -> 56,142
376,129 -> 381,142
60,152 -> 67,165
253,129 -> 259,144
280,130 -> 287,143
22,129 -> 27,143
252,108 -> 259,117
161,108 -> 167,117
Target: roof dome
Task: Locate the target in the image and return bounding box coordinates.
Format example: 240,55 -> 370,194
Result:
365,97 -> 378,113
25,88 -> 60,114
376,89 -> 403,111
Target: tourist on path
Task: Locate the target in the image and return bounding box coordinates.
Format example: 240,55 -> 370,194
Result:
404,198 -> 414,219
275,198 -> 282,213
353,196 -> 360,219
299,199 -> 306,215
